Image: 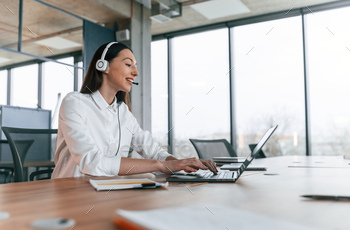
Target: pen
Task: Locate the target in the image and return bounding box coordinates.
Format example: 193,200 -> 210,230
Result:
301,195 -> 350,201
134,183 -> 157,189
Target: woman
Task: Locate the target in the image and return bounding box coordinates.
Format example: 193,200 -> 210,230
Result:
52,42 -> 217,178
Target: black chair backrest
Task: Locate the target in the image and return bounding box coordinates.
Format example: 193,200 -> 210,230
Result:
189,139 -> 237,160
1,127 -> 57,182
0,140 -> 13,183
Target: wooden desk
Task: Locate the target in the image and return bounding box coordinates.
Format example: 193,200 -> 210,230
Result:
0,156 -> 350,229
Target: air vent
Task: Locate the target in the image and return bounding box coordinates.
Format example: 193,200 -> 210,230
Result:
151,1 -> 181,23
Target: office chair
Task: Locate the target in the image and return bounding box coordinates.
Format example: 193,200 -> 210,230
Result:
189,139 -> 237,160
0,140 -> 14,183
249,143 -> 267,159
2,127 -> 57,182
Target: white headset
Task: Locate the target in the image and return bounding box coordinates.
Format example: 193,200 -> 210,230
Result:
96,42 -> 118,72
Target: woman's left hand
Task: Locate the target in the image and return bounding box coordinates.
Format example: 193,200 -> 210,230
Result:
199,159 -> 218,174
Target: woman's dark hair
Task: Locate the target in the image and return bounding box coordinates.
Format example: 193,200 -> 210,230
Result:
80,42 -> 133,111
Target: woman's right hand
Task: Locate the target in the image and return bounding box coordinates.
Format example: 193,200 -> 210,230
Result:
159,157 -> 210,174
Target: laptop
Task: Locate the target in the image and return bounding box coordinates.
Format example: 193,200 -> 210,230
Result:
220,163 -> 267,171
212,144 -> 267,165
248,143 -> 266,158
212,157 -> 246,164
167,125 -> 278,182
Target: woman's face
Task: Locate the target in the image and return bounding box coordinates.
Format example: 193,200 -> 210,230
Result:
104,49 -> 139,93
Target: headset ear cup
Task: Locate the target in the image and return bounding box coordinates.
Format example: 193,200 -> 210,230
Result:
96,42 -> 117,72
96,59 -> 108,72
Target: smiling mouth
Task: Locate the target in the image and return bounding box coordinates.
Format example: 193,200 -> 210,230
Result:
126,78 -> 134,83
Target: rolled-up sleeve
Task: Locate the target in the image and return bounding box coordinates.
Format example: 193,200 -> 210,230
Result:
59,94 -> 121,176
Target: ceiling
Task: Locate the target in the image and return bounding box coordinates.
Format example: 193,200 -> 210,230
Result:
0,0 -> 340,67
152,0 -> 340,34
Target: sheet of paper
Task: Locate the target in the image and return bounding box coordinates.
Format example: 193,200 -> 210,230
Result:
116,204 -> 316,230
288,156 -> 350,168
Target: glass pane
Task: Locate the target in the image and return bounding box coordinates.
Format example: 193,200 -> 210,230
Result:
0,70 -> 7,104
22,0 -> 82,58
307,6 -> 350,156
173,29 -> 230,159
151,40 -> 168,151
12,64 -> 38,108
42,57 -> 74,129
0,0 -> 19,51
233,16 -> 305,157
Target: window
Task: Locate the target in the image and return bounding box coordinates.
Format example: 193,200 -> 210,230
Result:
232,17 -> 305,157
151,40 -> 168,150
11,64 -> 38,108
306,6 -> 350,155
0,70 -> 7,104
172,29 -> 230,158
42,57 -> 74,128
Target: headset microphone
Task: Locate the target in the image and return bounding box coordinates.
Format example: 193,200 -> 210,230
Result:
132,82 -> 139,85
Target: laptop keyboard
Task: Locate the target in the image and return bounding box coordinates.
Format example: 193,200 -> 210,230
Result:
195,169 -> 232,179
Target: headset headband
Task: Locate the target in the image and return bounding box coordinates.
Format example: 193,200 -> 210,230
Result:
101,42 -> 118,61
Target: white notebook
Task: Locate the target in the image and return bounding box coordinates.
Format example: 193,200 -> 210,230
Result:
89,178 -> 168,191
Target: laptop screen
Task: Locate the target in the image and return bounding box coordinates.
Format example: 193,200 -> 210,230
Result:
236,125 -> 278,179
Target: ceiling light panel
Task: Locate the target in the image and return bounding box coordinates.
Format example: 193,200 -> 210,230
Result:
190,0 -> 251,20
35,36 -> 81,50
0,57 -> 12,64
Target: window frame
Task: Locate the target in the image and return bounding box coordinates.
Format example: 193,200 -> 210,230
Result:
152,1 -> 350,156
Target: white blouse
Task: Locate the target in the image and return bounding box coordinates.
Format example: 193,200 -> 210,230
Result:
51,90 -> 170,178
